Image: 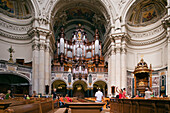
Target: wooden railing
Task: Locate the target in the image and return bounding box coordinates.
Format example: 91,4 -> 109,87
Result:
110,98 -> 170,113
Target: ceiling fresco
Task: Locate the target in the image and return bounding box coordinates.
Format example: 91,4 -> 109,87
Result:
127,0 -> 166,27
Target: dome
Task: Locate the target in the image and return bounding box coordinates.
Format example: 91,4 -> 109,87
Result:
0,0 -> 34,19
126,0 -> 167,27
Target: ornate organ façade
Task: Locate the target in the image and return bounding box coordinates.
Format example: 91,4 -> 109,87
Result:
52,25 -> 107,80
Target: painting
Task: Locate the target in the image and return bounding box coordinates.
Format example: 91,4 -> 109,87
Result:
0,0 -> 14,13
142,4 -> 157,22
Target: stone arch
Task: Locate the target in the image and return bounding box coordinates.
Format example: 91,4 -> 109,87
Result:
121,0 -> 136,24
29,0 -> 40,18
46,0 -> 116,42
51,79 -> 67,96
93,80 -> 108,97
72,80 -> 88,97
47,0 -> 116,22
0,72 -> 30,95
0,71 -> 31,84
51,78 -> 68,86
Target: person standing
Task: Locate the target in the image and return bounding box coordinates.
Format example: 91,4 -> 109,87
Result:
145,87 -> 153,99
95,89 -> 103,102
122,88 -> 126,99
52,88 -> 57,100
95,89 -> 104,111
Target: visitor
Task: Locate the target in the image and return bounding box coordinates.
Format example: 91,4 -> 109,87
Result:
116,87 -> 123,99
145,87 -> 153,99
95,89 -> 103,102
106,100 -> 110,109
0,93 -> 4,100
95,89 -> 104,111
122,88 -> 126,99
52,88 -> 57,100
59,94 -> 65,108
26,95 -> 30,99
24,94 -> 27,99
5,90 -> 11,99
32,91 -> 37,97
65,94 -> 72,102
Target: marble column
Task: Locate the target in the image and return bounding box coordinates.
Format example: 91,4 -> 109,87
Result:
121,48 -> 127,89
32,32 -> 39,94
115,47 -> 121,89
38,31 -> 46,94
107,54 -> 111,96
45,38 -> 50,94
110,42 -> 116,88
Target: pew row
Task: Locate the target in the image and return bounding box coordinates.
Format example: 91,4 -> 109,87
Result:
110,99 -> 170,113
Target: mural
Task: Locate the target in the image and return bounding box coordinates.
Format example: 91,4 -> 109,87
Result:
66,8 -> 95,23
0,0 -> 14,13
142,4 -> 157,22
127,0 -> 166,26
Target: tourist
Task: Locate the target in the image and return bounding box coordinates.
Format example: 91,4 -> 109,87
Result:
26,95 -> 30,99
52,88 -> 57,100
145,87 -> 153,99
5,90 -> 11,99
59,94 -> 65,107
106,100 -> 110,109
32,91 -> 37,97
24,94 -> 27,99
65,94 -> 72,102
122,88 -> 126,99
116,87 -> 123,99
95,89 -> 104,111
95,89 -> 103,102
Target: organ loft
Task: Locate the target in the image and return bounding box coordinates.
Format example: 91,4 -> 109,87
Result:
52,24 -> 107,80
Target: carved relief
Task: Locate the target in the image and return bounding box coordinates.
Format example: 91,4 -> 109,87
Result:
0,19 -> 32,32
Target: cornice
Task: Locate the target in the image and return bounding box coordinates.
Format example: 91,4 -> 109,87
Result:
128,30 -> 166,46
0,29 -> 30,40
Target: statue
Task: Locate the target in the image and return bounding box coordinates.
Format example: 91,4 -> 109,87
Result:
8,46 -> 15,63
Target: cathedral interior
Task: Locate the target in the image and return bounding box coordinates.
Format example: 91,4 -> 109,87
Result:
0,0 -> 169,99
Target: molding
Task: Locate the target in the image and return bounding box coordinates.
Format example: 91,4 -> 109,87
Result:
0,19 -> 32,34
128,30 -> 166,46
0,29 -> 30,40
128,25 -> 165,40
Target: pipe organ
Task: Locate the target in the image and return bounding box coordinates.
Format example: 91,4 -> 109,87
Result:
52,25 -> 107,80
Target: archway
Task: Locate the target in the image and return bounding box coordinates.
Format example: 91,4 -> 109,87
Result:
93,81 -> 107,97
73,80 -> 87,98
0,74 -> 30,96
52,80 -> 67,96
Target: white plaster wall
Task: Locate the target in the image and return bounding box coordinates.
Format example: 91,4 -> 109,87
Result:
127,41 -> 168,71
0,37 -> 32,63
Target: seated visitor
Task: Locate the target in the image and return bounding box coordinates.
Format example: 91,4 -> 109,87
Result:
5,90 -> 11,99
24,94 -> 27,99
32,91 -> 37,97
59,94 -> 65,107
0,93 -> 5,100
106,100 -> 110,109
26,95 -> 30,99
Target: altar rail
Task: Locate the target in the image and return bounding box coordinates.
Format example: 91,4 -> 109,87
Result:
110,98 -> 170,113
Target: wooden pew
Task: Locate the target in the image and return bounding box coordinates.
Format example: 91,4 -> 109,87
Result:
110,99 -> 170,113
54,108 -> 67,113
5,102 -> 40,113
